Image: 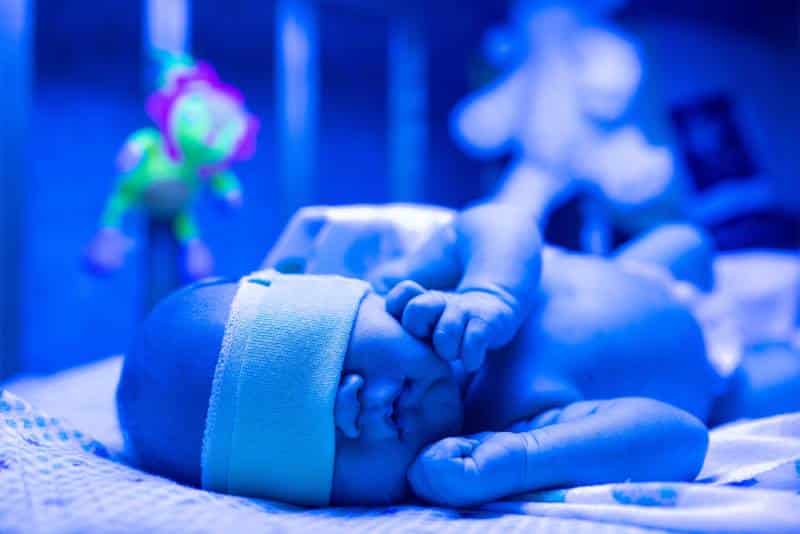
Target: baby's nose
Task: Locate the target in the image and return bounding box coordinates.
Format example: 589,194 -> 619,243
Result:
361,379 -> 403,410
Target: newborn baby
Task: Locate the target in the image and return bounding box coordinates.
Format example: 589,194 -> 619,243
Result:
118,204 -> 719,508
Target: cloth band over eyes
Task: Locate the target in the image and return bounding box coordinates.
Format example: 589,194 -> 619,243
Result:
201,269 -> 370,505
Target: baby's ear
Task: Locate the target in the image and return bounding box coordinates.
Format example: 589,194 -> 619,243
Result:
450,69 -> 523,158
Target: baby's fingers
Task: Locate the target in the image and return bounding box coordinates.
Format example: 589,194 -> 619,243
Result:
408,433 -> 527,507
370,259 -> 407,294
421,435 -> 481,462
385,280 -> 426,319
433,302 -> 468,361
402,292 -> 447,339
407,436 -> 479,505
462,318 -> 489,372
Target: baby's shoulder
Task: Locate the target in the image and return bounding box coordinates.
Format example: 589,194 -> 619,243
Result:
529,250 -> 716,418
539,250 -> 679,336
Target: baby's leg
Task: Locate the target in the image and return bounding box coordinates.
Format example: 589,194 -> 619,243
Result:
408,398 -> 708,507
614,223 -> 715,291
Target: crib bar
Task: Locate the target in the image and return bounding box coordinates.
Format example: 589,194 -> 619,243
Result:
143,220 -> 181,314
0,0 -> 32,378
142,0 -> 191,88
140,0 -> 191,312
144,0 -> 190,54
276,0 -> 319,219
388,10 -> 427,202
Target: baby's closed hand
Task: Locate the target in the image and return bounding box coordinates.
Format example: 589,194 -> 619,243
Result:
408,432 -> 529,507
385,280 -> 518,371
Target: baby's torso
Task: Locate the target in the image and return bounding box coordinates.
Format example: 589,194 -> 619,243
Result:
461,250 -> 719,433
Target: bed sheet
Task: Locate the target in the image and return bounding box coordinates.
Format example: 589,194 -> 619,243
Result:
3,359 -> 800,534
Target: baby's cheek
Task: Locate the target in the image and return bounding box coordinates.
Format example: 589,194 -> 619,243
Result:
420,381 -> 464,438
331,438 -> 413,505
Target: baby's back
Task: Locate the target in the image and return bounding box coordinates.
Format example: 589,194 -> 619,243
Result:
463,250 -> 718,432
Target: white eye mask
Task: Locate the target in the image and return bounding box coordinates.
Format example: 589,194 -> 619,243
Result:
201,269 -> 370,506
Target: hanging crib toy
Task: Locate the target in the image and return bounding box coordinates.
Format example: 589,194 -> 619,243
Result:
85,55 -> 259,281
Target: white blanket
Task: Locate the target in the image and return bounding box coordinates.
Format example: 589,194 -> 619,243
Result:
3,360 -> 800,534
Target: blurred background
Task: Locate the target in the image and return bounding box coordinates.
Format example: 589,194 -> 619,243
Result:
0,0 -> 797,376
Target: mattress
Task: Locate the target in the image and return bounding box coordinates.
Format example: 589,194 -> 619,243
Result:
3,358 -> 800,534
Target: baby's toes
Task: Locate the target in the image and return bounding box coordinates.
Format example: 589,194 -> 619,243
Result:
385,280 -> 426,319
402,292 -> 447,339
433,303 -> 468,361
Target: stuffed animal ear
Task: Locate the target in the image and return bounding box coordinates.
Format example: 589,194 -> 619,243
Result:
450,69 -> 524,158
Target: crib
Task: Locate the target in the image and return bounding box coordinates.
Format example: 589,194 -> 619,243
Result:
1,4 -> 799,531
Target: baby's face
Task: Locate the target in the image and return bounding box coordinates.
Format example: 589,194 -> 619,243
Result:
331,292 -> 464,505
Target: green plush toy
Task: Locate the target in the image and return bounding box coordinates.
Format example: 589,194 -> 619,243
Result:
86,55 -> 259,280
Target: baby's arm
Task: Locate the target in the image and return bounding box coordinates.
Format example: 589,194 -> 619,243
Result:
385,203 -> 542,370
408,398 -> 708,507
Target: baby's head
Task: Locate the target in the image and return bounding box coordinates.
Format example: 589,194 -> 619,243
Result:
117,271 -> 463,506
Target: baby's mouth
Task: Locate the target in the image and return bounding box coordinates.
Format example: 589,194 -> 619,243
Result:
360,380 -> 405,441
387,381 -> 409,440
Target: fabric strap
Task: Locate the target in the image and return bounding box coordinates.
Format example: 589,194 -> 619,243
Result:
201,269 -> 369,505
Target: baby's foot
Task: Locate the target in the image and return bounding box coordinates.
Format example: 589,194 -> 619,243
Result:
385,280 -> 517,372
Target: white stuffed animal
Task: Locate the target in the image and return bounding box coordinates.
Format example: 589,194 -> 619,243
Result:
452,0 -> 679,251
